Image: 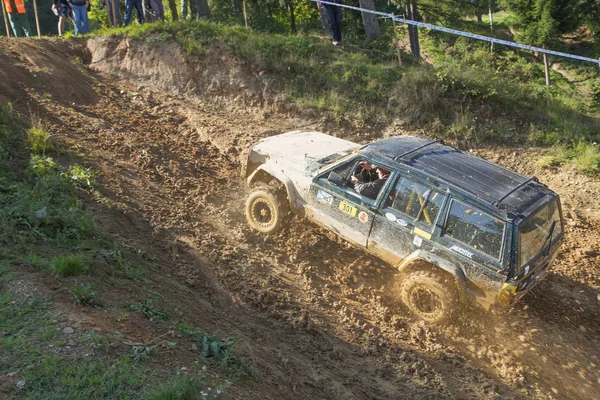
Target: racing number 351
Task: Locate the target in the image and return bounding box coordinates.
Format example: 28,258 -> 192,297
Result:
339,201 -> 357,217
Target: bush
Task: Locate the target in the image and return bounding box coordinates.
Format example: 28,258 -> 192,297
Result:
27,125 -> 54,155
52,254 -> 88,276
70,282 -> 101,306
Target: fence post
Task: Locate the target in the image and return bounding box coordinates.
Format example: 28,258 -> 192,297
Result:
242,0 -> 248,29
391,13 -> 402,66
1,1 -> 11,37
543,48 -> 550,87
32,0 -> 41,38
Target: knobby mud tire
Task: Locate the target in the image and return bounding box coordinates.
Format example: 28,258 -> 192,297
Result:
400,270 -> 458,325
245,185 -> 288,234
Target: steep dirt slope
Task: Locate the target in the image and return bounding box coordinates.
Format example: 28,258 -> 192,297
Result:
1,37 -> 599,400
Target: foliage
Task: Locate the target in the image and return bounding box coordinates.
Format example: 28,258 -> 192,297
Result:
52,254 -> 89,276
27,124 -> 55,155
500,0 -> 581,45
129,298 -> 171,321
185,329 -> 257,381
70,282 -> 102,306
537,142 -> 600,176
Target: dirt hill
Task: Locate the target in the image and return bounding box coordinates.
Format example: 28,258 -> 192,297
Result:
1,37 -> 600,399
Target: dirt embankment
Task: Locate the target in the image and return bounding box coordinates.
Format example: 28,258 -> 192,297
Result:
1,37 -> 600,400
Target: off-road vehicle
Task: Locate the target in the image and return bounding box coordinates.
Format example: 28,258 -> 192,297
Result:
243,131 -> 564,324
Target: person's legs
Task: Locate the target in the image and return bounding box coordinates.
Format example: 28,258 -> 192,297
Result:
80,7 -> 89,33
325,7 -> 338,44
71,7 -> 82,35
124,0 -> 134,25
58,15 -> 65,36
156,0 -> 164,21
107,0 -> 122,27
149,0 -> 158,21
134,0 -> 144,24
332,6 -> 342,44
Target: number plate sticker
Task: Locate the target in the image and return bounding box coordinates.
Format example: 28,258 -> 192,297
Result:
338,201 -> 357,217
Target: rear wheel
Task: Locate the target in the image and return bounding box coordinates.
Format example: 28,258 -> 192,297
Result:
400,270 -> 458,325
245,186 -> 287,234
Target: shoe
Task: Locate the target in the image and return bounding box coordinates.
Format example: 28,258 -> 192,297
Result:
332,41 -> 341,46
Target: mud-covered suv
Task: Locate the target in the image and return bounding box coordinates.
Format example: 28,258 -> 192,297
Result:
243,131 -> 564,324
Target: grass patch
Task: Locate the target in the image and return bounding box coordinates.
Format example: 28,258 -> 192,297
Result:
537,142 -> 600,176
69,282 -> 102,306
129,298 -> 171,321
52,254 -> 88,276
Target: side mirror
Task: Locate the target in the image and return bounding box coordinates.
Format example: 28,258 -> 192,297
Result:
327,171 -> 344,186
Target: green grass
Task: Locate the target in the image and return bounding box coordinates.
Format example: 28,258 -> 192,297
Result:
52,254 -> 88,276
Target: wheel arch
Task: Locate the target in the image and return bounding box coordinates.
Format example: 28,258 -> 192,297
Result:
247,165 -> 302,213
397,251 -> 469,304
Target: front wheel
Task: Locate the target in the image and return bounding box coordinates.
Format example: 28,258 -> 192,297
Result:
245,186 -> 287,234
400,270 -> 458,325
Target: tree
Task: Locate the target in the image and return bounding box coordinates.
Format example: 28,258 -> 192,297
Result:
501,0 -> 582,85
359,0 -> 381,40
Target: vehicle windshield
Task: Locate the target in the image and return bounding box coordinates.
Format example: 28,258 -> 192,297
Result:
519,199 -> 563,266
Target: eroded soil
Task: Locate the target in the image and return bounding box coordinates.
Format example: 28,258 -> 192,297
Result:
1,37 -> 599,400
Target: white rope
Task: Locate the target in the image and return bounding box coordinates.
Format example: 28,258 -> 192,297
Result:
313,0 -> 600,67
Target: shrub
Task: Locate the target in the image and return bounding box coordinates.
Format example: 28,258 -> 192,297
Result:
27,125 -> 54,155
70,282 -> 101,306
129,299 -> 171,321
52,254 -> 88,276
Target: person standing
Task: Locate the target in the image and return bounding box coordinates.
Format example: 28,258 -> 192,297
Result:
52,0 -> 73,36
68,0 -> 89,35
102,0 -> 122,27
3,0 -> 32,37
124,0 -> 144,25
319,0 -> 343,46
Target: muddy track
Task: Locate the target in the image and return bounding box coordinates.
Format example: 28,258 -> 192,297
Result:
2,38 -> 600,399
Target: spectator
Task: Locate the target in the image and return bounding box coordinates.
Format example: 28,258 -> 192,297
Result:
319,0 -> 343,46
3,0 -> 32,37
102,0 -> 122,27
124,0 -> 144,25
52,0 -> 74,37
148,0 -> 164,22
68,0 -> 89,35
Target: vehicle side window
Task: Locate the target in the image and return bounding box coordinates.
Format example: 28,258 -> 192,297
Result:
443,200 -> 505,259
330,160 -> 356,185
385,178 -> 444,227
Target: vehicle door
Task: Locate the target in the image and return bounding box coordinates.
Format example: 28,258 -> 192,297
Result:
437,198 -> 508,303
368,175 -> 446,264
306,157 -> 392,247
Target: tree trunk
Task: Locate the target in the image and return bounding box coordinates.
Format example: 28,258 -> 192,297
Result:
406,0 -> 420,59
198,0 -> 210,19
477,13 -> 483,23
287,0 -> 296,34
359,0 -> 380,40
168,0 -> 178,21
